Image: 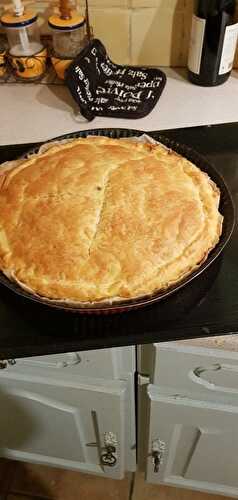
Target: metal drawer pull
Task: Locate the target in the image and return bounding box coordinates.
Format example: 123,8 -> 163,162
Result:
151,439 -> 166,473
100,432 -> 117,467
153,451 -> 160,473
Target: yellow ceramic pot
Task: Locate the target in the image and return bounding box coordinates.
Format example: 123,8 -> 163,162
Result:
8,46 -> 47,80
1,10 -> 47,80
51,54 -> 72,80
0,49 -> 7,77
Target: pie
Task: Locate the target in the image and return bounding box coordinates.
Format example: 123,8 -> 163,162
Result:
0,136 -> 223,304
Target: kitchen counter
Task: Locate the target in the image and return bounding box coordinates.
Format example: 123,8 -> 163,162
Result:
1,68 -> 238,145
0,69 -> 238,359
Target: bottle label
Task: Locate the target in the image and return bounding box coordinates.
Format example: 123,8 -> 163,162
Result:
188,14 -> 206,74
219,23 -> 238,75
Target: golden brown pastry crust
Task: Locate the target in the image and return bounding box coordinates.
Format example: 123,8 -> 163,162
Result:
0,136 -> 223,303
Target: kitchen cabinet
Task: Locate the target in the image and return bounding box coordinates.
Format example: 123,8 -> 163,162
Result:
0,346 -> 136,477
143,384 -> 238,497
0,374 -> 131,478
138,341 -> 238,497
2,339 -> 238,494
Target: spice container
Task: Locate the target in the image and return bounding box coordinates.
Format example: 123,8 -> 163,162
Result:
1,1 -> 47,80
0,39 -> 7,78
49,0 -> 87,80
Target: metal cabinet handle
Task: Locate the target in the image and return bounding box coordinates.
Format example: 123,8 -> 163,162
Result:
151,439 -> 166,473
100,446 -> 117,466
152,451 -> 161,473
87,413 -> 118,470
100,432 -> 118,467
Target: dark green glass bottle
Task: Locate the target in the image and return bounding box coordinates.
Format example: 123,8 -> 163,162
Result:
188,0 -> 237,86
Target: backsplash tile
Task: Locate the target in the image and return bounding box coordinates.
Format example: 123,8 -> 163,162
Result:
131,8 -> 187,66
90,8 -> 130,63
0,0 -> 237,68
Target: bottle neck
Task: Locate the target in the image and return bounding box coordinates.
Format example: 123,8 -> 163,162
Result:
195,0 -> 236,18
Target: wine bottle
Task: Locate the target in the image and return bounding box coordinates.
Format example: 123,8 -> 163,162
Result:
188,0 -> 238,86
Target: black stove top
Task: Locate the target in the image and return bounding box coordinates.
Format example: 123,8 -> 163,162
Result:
0,122 -> 237,359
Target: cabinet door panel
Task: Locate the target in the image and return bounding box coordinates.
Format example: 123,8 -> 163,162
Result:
0,377 -> 127,478
185,430 -> 238,487
145,385 -> 238,497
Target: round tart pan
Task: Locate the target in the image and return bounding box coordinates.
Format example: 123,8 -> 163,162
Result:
0,128 -> 235,313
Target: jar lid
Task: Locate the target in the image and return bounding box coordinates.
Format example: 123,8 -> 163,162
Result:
1,10 -> 37,27
48,13 -> 85,31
